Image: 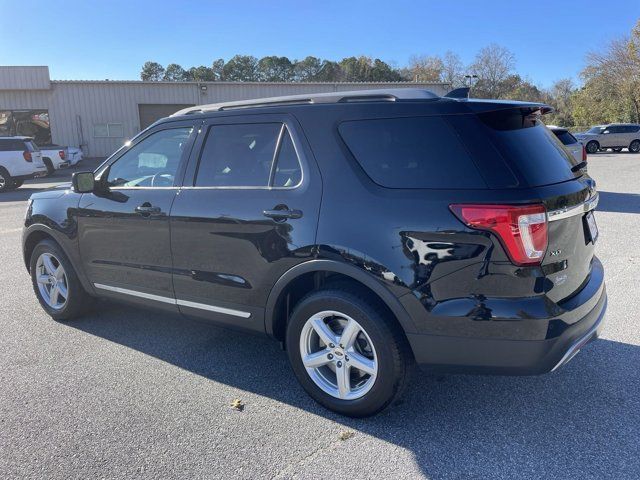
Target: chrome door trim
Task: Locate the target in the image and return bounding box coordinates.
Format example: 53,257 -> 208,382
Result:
176,299 -> 251,318
93,283 -> 251,318
547,192 -> 599,222
94,283 -> 176,304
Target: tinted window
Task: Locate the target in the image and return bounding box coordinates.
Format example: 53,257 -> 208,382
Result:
272,129 -> 302,187
0,139 -> 28,151
554,130 -> 578,145
106,127 -> 192,187
339,116 -> 486,189
622,125 -> 640,133
195,123 -> 281,187
478,110 -> 580,186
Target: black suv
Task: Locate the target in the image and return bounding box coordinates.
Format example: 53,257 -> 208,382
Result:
23,89 -> 607,417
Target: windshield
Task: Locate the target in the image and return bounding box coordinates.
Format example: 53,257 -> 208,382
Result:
587,126 -> 605,134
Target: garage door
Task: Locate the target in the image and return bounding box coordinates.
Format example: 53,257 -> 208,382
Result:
138,104 -> 195,130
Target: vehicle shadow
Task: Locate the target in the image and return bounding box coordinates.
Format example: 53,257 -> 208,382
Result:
597,191 -> 640,214
69,302 -> 640,479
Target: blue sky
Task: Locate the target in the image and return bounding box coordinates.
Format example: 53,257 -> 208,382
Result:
1,0 -> 638,87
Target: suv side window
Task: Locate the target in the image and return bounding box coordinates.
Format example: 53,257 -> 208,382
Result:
195,123 -> 302,188
339,116 -> 486,189
105,127 -> 192,188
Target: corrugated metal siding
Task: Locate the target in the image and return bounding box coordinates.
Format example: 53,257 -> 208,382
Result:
0,80 -> 449,156
0,66 -> 51,90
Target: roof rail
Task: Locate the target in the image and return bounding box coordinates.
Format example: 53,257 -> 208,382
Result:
172,88 -> 440,116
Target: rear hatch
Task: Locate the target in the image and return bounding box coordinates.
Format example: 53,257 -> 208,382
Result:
464,104 -> 597,302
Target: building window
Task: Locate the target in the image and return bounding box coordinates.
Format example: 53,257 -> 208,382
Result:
94,123 -> 124,138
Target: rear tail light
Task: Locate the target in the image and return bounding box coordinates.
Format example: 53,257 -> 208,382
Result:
450,204 -> 548,266
582,144 -> 587,162
23,151 -> 32,162
59,150 -> 66,160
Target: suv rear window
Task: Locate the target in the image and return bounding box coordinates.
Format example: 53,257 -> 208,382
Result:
339,116 -> 486,189
477,109 -> 581,187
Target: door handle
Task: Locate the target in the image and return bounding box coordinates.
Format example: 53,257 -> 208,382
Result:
263,208 -> 303,221
135,203 -> 162,215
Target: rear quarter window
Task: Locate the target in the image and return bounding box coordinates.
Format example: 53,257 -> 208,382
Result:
477,109 -> 581,187
338,116 -> 486,189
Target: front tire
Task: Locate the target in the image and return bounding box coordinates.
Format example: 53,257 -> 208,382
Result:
586,141 -> 599,154
629,140 -> 640,153
286,288 -> 410,417
30,239 -> 91,321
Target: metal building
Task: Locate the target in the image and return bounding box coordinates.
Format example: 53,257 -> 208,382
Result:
0,66 -> 450,157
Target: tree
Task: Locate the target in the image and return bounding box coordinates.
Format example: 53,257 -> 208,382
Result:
211,59 -> 225,80
222,55 -> 259,81
441,51 -> 465,88
140,61 -> 165,81
257,56 -> 294,81
404,55 -> 444,82
188,65 -> 217,82
370,59 -> 404,81
293,56 -> 324,81
314,60 -> 342,81
543,78 -> 576,126
573,20 -> 640,124
470,44 -> 516,98
163,63 -> 188,81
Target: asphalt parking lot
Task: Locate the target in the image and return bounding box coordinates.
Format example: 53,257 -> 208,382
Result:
0,154 -> 639,479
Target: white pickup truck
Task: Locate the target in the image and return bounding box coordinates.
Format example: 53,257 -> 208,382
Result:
37,144 -> 84,174
0,136 -> 48,192
39,145 -> 70,174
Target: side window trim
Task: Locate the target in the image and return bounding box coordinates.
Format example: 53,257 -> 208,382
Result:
185,118 -> 305,190
95,121 -> 198,190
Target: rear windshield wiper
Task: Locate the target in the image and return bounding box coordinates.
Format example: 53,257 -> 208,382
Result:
571,161 -> 588,172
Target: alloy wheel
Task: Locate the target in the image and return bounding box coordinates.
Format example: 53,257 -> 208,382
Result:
630,140 -> 640,153
35,252 -> 69,310
0,174 -> 5,190
299,310 -> 378,400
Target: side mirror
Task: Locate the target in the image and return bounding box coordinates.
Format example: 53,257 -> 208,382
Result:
72,171 -> 96,193
603,130 -> 610,134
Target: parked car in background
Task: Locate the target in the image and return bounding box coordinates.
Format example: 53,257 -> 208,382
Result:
23,89 -> 606,417
38,145 -> 70,174
574,123 -> 640,154
549,126 -> 587,168
0,136 -> 47,192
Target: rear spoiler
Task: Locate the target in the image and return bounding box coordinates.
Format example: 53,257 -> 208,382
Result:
444,87 -> 470,99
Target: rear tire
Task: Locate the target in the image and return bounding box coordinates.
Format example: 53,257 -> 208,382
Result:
586,141 -> 599,154
30,239 -> 92,321
286,287 -> 411,417
43,157 -> 55,176
0,167 -> 16,192
629,140 -> 640,153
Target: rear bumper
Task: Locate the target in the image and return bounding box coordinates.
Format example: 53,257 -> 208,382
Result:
406,259 -> 607,375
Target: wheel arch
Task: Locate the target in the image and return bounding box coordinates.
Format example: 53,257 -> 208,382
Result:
265,259 -> 418,343
22,225 -> 94,294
